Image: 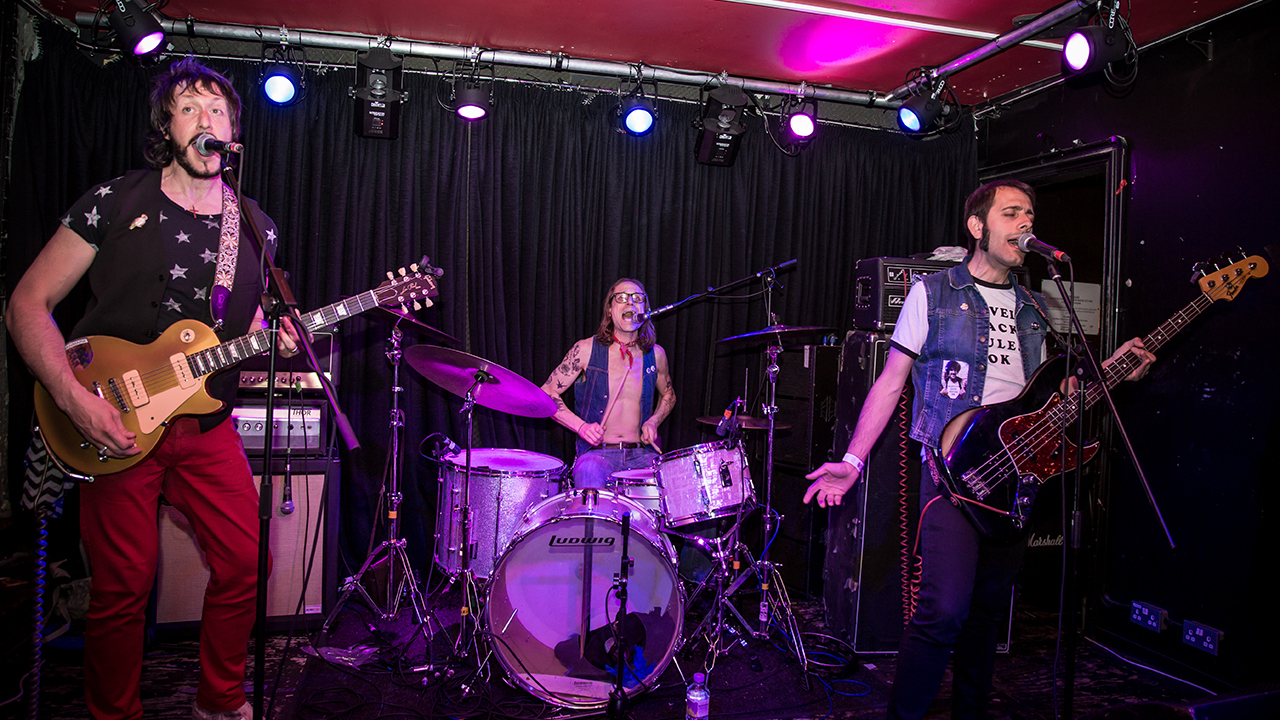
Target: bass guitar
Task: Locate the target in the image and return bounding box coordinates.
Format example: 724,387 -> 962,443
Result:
930,252 -> 1268,544
35,260 -> 441,477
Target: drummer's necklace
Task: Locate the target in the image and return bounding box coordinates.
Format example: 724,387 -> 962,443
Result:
613,334 -> 638,367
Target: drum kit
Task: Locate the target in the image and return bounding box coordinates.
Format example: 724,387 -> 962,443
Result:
325,294 -> 831,710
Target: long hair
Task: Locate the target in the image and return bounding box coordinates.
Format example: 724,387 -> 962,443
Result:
963,179 -> 1036,252
143,57 -> 242,170
594,278 -> 656,353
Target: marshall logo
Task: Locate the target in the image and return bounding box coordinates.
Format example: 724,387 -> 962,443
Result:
888,295 -> 905,307
549,535 -> 615,548
1027,533 -> 1064,548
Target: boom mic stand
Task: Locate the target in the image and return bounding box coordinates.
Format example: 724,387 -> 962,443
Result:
223,167 -> 360,720
1041,254 -> 1172,720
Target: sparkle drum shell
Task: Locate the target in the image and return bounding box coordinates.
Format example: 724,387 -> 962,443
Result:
654,441 -> 754,527
433,448 -> 566,579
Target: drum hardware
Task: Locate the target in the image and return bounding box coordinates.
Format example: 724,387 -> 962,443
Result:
605,511 -> 634,719
323,323 -> 430,632
714,270 -> 813,680
403,346 -> 557,655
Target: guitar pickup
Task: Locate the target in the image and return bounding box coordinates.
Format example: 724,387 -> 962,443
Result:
169,353 -> 199,389
106,378 -> 129,413
121,370 -> 147,408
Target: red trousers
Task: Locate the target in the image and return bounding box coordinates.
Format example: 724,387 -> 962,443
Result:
79,417 -> 268,719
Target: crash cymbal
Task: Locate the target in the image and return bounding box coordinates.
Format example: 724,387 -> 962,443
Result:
377,306 -> 461,347
696,415 -> 792,431
718,324 -> 834,346
404,346 -> 556,418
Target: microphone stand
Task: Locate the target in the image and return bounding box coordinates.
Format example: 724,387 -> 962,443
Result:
606,511 -> 634,720
641,259 -> 798,322
223,166 -> 361,720
1041,255 -> 1172,720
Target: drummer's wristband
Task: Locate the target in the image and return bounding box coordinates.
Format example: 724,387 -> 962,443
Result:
842,452 -> 866,474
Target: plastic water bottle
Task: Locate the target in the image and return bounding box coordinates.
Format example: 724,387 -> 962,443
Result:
686,672 -> 710,720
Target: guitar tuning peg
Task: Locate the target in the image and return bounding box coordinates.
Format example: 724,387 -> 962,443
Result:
423,297 -> 433,308
399,267 -> 407,276
387,271 -> 395,280
413,300 -> 422,311
400,303 -> 409,314
410,263 -> 419,273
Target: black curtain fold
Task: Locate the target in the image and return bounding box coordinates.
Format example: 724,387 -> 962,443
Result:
5,21 -> 976,571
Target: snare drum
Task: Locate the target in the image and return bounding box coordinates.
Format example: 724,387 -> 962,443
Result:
606,468 -> 662,516
434,448 -> 566,578
654,441 -> 754,527
485,489 -> 683,709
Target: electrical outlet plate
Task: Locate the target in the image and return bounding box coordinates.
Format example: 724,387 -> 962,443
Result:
1183,619 -> 1223,655
1130,601 -> 1167,632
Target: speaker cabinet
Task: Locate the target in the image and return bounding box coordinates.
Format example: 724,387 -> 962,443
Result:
154,457 -> 339,628
822,331 -> 1012,653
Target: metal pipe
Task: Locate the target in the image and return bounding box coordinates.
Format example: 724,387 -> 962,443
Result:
74,13 -> 898,109
885,0 -> 1095,101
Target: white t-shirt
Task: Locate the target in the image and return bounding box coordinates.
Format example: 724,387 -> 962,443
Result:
891,276 -> 1031,406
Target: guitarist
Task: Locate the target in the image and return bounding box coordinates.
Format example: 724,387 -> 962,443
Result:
803,179 -> 1154,720
6,58 -> 301,720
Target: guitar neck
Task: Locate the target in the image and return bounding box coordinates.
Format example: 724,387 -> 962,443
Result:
184,288 -> 387,379
1071,291 -> 1213,416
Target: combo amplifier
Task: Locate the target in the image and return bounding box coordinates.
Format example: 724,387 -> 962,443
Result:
231,401 -> 328,456
852,257 -> 1029,332
238,329 -> 340,392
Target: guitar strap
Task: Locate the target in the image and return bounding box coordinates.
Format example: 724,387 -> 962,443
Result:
208,181 -> 241,332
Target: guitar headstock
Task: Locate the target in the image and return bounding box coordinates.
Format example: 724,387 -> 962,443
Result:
378,256 -> 442,312
1194,251 -> 1269,302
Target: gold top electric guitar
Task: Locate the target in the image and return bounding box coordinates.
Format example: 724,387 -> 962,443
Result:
34,261 -> 440,477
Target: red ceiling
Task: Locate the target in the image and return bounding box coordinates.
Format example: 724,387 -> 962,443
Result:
48,0 -> 1249,103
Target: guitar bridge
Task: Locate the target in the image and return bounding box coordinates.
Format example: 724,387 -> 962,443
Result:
961,469 -> 992,500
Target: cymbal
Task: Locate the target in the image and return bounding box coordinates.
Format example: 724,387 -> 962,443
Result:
377,307 -> 461,347
404,346 -> 557,418
696,415 -> 792,431
718,324 -> 835,346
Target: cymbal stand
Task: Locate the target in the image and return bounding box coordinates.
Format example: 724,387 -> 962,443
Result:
449,370 -> 491,659
324,325 -> 429,630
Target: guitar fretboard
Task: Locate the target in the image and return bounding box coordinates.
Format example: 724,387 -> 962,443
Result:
184,284 -> 405,378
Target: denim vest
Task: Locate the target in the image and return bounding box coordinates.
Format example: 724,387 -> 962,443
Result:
574,338 -> 656,456
908,261 -> 1050,449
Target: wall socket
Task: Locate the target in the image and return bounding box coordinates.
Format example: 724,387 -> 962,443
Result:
1183,619 -> 1223,655
1130,601 -> 1167,632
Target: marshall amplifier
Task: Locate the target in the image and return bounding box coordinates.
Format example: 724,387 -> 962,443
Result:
852,257 -> 1029,332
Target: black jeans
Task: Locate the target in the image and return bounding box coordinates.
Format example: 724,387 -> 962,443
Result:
887,460 -> 1027,720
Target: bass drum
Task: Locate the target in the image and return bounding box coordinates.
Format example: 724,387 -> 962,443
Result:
485,489 -> 684,709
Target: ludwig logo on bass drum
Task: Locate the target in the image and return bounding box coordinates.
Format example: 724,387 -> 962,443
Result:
549,535 -> 615,547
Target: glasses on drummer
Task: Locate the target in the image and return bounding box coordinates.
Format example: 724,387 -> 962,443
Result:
612,292 -> 647,304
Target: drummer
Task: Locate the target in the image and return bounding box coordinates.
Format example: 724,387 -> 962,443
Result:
542,278 -> 676,488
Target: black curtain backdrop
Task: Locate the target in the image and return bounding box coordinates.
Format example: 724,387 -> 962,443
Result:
5,21 -> 977,573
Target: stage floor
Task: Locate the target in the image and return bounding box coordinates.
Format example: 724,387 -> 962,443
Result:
29,579 -> 1210,720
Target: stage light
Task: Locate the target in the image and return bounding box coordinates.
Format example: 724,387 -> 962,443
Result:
108,0 -> 164,58
897,95 -> 942,133
781,97 -> 818,143
260,45 -> 306,106
695,85 -> 748,166
454,79 -> 490,120
618,96 -> 656,136
1062,25 -> 1127,75
352,47 -> 406,138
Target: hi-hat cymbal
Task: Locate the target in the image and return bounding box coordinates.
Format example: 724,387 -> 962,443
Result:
718,324 -> 834,346
377,307 -> 461,347
404,346 -> 556,418
696,415 -> 792,431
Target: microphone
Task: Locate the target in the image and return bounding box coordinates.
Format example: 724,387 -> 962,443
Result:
716,397 -> 741,437
633,311 -> 650,323
1017,232 -> 1071,263
439,436 -> 461,457
280,462 -> 295,515
194,133 -> 244,157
